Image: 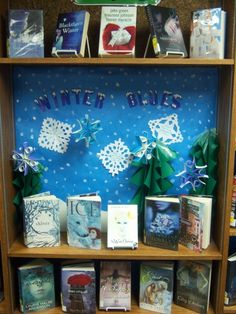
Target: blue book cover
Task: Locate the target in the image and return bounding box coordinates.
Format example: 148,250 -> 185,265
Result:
67,193 -> 101,249
7,10 -> 44,58
144,196 -> 180,250
18,259 -> 55,313
23,194 -> 60,248
139,261 -> 174,313
61,262 -> 96,314
51,11 -> 90,57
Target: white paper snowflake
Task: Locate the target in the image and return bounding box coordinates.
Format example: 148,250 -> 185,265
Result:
97,138 -> 132,176
38,118 -> 72,153
148,114 -> 183,145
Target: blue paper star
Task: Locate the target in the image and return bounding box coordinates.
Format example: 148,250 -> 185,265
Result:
131,134 -> 156,164
73,114 -> 102,147
175,158 -> 209,191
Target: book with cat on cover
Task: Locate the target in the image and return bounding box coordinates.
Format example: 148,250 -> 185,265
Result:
18,259 -> 55,313
144,196 -> 180,251
99,260 -> 131,310
98,6 -> 137,57
145,6 -> 187,58
139,261 -> 174,313
23,193 -> 60,248
175,260 -> 212,313
61,261 -> 96,313
67,193 -> 101,249
51,11 -> 90,57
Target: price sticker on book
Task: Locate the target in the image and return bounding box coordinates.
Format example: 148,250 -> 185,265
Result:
71,0 -> 161,5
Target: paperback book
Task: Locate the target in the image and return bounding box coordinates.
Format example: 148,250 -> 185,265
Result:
18,259 -> 55,313
7,9 -> 44,58
51,10 -> 90,57
139,261 -> 174,313
145,6 -> 187,58
23,193 -> 60,248
67,193 -> 101,249
99,260 -> 131,310
144,196 -> 180,251
225,253 -> 236,306
98,6 -> 137,57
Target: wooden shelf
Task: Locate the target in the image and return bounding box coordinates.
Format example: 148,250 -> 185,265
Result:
0,299 -> 7,314
8,233 -> 222,260
224,305 -> 236,313
229,228 -> 236,237
0,57 -> 234,66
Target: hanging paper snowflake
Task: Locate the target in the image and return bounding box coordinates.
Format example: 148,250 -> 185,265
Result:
131,134 -> 156,164
175,158 -> 209,191
72,114 -> 102,147
38,118 -> 72,153
97,138 -> 132,176
148,113 -> 183,145
12,142 -> 40,176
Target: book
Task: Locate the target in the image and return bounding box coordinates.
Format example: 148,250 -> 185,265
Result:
139,261 -> 174,313
61,261 -> 96,313
7,9 -> 44,58
98,6 -> 137,57
144,196 -> 180,251
175,260 -> 212,313
51,11 -> 90,58
179,195 -> 212,252
107,204 -> 138,249
18,259 -> 55,313
230,176 -> 236,227
224,253 -> 236,305
99,260 -> 131,310
67,193 -> 101,249
145,6 -> 187,58
190,7 -> 226,59
23,193 -> 60,248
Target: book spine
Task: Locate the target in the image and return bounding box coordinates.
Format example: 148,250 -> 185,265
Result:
230,176 -> 236,227
145,6 -> 159,56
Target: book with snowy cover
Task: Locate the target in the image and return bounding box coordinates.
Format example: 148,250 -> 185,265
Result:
7,9 -> 44,58
98,6 -> 137,57
23,193 -> 60,248
18,259 -> 55,313
139,261 -> 174,313
67,193 -> 101,249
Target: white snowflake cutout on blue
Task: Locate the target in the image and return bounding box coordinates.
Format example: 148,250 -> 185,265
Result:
131,134 -> 156,164
148,113 -> 183,145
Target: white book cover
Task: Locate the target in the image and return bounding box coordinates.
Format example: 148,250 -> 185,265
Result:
107,204 -> 138,248
98,6 -> 137,57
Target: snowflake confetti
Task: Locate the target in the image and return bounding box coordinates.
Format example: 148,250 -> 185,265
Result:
148,113 -> 183,145
38,118 -> 72,153
97,138 -> 132,176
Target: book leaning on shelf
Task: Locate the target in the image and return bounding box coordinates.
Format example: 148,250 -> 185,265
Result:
145,5 -> 187,58
225,252 -> 236,306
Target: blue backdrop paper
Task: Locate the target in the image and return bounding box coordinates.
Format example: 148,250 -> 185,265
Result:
13,66 -> 218,210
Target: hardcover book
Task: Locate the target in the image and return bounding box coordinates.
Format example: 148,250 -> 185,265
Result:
51,11 -> 90,57
139,261 -> 174,313
107,204 -> 138,249
190,7 -> 226,59
144,196 -> 180,251
18,259 -> 55,313
7,9 -> 44,58
145,6 -> 187,58
98,6 -> 137,57
61,261 -> 96,314
175,260 -> 212,314
225,253 -> 236,306
23,193 -> 60,248
99,260 -> 131,310
67,193 -> 101,249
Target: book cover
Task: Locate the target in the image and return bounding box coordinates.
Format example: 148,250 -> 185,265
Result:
67,193 -> 101,249
190,7 -> 226,59
99,260 -> 131,310
145,6 -> 187,58
175,260 -> 212,313
51,11 -> 90,57
61,261 -> 96,313
23,193 -> 60,248
98,6 -> 137,57
18,259 -> 55,313
225,253 -> 236,305
107,204 -> 138,249
139,261 -> 174,313
7,9 -> 44,58
144,196 -> 180,251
